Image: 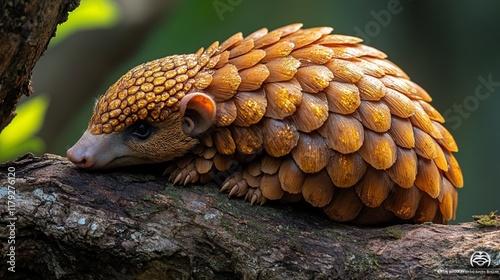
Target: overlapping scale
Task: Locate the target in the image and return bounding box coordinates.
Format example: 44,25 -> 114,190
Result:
414,158 -> 441,198
228,49 -> 266,70
357,101 -> 392,133
384,185 -> 422,220
326,151 -> 367,188
264,78 -> 302,119
260,173 -> 284,200
413,193 -> 438,223
232,90 -> 267,126
352,58 -> 385,78
292,132 -> 329,173
354,167 -> 394,207
215,100 -> 237,127
228,39 -> 254,58
326,58 -> 364,83
278,156 -> 305,194
438,177 -> 458,220
289,92 -> 329,132
413,127 -> 438,159
194,157 -> 213,174
330,45 -> 365,59
214,51 -> 230,69
323,187 -> 363,222
205,64 -> 241,101
230,125 -> 263,154
219,32 -> 243,53
243,27 -> 268,42
409,102 -> 434,136
295,65 -> 333,93
434,122 -> 459,152
318,113 -> 364,154
388,116 -> 415,148
356,75 -> 386,101
406,80 -> 432,102
380,75 -> 417,97
418,100 -> 445,123
213,153 -> 236,171
265,56 -> 301,82
270,23 -> 303,37
432,138 -> 449,171
358,129 -> 397,170
443,150 -> 464,188
242,169 -> 261,188
362,57 -> 409,79
253,30 -> 283,48
261,41 -> 295,63
237,64 -> 270,91
213,127 -> 236,155
262,118 -> 299,157
291,44 -> 334,64
284,27 -> 331,49
387,148 -> 417,188
315,34 -> 363,45
302,170 -> 334,207
383,88 -> 416,118
261,154 -> 281,174
155,24 -> 465,225
324,81 -> 361,114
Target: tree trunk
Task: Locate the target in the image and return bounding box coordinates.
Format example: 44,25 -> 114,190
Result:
0,153 -> 498,279
0,0 -> 79,133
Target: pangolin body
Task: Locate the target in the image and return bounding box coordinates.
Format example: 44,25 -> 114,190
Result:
67,24 -> 463,224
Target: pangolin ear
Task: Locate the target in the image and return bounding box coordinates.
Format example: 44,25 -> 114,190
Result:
179,92 -> 216,136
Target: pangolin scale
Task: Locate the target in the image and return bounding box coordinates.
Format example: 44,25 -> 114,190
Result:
67,23 -> 463,224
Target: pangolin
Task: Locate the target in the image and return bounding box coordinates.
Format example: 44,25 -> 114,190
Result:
67,23 -> 463,224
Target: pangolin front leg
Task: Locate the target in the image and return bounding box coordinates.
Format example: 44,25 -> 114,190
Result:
165,154 -> 215,186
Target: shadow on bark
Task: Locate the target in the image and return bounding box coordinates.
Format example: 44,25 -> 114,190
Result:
0,153 -> 498,279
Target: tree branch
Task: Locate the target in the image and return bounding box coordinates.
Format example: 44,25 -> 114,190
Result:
0,0 -> 79,133
0,154 -> 498,279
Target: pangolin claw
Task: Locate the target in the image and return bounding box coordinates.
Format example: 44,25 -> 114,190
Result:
173,172 -> 184,185
168,161 -> 200,186
220,181 -> 232,193
248,188 -> 266,205
228,185 -> 239,197
229,180 -> 248,197
183,174 -> 192,185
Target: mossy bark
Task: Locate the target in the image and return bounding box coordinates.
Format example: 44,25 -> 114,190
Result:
0,154 -> 498,279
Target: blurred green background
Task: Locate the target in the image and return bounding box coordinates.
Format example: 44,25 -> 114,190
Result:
2,0 -> 499,223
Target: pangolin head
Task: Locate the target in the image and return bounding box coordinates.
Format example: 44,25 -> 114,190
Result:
88,42 -> 221,135
67,41 -> 227,169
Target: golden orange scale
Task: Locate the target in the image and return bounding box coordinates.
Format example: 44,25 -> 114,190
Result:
87,23 -> 463,224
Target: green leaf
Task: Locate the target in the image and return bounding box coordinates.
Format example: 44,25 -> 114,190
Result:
50,0 -> 119,47
0,95 -> 49,162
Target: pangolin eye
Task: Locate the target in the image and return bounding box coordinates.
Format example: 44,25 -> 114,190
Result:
132,122 -> 152,139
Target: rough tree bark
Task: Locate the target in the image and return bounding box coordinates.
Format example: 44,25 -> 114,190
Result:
0,0 -> 79,133
0,154 -> 498,279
